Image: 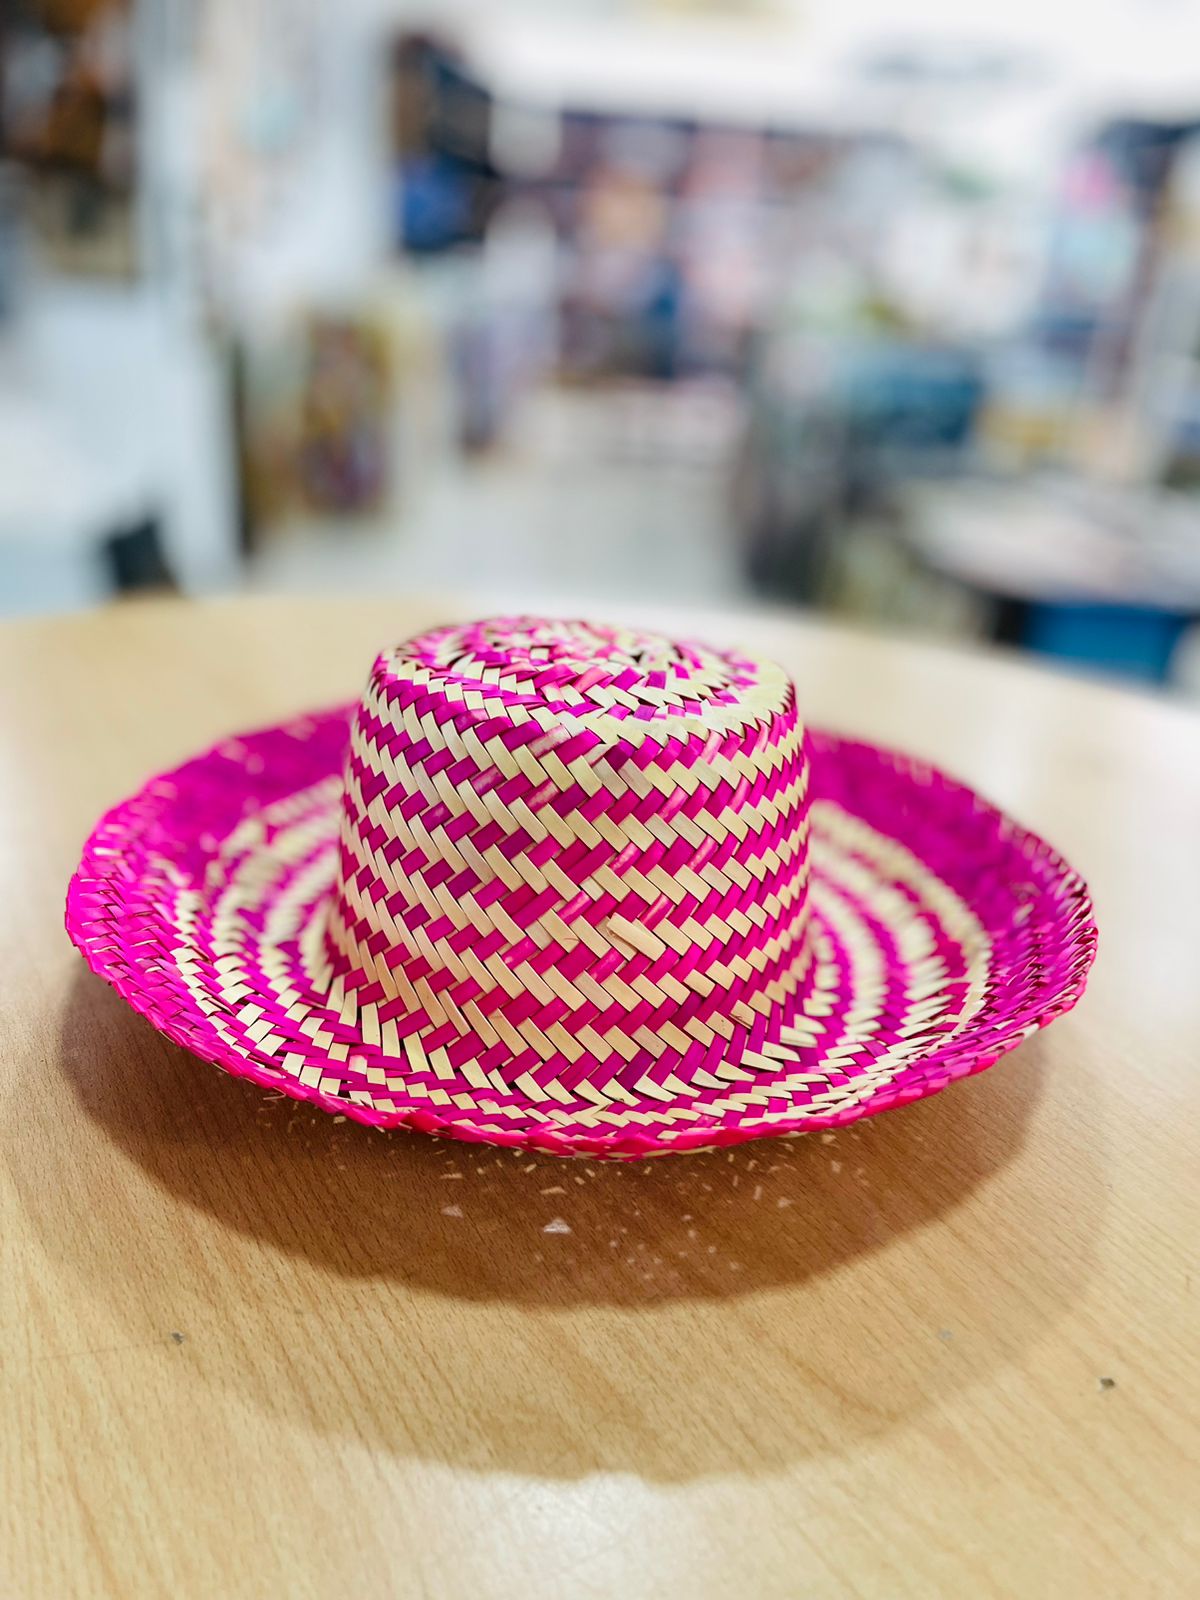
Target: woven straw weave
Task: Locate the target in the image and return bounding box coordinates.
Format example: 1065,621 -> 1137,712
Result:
66,616 -> 1097,1156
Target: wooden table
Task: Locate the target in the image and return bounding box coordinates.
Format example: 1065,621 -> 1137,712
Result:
4,596 -> 1198,1598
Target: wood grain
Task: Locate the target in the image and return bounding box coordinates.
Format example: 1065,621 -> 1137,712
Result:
3,595 -> 1198,1599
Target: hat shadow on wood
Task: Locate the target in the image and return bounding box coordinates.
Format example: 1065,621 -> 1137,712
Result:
35,971 -> 1100,1481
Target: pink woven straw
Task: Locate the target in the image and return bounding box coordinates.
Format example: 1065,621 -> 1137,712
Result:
67,617 -> 1096,1157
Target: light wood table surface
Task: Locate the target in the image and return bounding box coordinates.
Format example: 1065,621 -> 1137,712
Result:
3,596 -> 1198,1599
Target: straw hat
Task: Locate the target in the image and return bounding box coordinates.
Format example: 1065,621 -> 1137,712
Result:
67,617 -> 1096,1157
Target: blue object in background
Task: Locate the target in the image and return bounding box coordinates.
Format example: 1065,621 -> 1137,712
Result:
845,342 -> 985,451
397,155 -> 480,254
1021,601 -> 1194,684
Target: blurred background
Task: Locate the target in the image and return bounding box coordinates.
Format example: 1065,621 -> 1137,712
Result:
5,0 -> 1200,690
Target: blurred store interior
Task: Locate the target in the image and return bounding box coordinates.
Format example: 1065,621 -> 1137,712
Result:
5,0 -> 1200,690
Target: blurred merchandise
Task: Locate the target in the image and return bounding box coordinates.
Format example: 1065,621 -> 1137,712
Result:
296,315 -> 390,514
199,0 -> 323,280
239,309 -> 392,536
0,1 -> 1198,694
2,0 -> 138,278
735,326 -> 985,598
390,33 -> 500,256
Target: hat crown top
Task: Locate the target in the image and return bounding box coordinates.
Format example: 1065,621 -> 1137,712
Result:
371,616 -> 789,743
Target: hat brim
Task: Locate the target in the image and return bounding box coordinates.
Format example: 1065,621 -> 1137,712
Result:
66,705 -> 1096,1158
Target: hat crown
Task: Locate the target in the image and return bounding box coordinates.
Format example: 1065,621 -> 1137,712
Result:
325,618 -> 812,1103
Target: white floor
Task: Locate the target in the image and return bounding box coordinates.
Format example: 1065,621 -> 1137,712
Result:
245,387 -> 750,615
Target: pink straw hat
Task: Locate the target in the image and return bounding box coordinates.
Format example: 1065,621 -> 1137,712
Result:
67,617 -> 1096,1157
